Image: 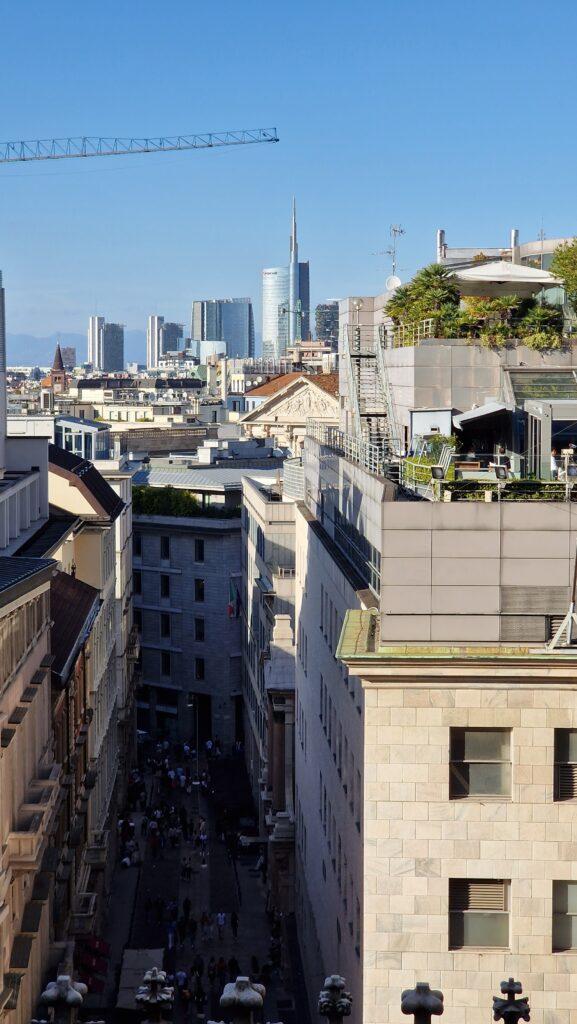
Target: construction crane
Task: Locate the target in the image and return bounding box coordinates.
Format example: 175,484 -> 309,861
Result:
0,127 -> 278,164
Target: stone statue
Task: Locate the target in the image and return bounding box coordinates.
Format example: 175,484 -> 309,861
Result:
217,976 -> 266,1024
401,982 -> 444,1024
492,979 -> 530,1024
30,974 -> 97,1024
318,975 -> 353,1024
135,966 -> 174,1023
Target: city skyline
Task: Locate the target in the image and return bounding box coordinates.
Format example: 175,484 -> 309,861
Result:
3,2 -> 576,337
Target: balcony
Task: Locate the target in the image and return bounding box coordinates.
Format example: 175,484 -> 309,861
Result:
7,811 -> 45,870
70,892 -> 97,935
84,830 -> 109,870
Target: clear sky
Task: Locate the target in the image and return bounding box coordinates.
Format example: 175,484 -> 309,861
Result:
2,0 -> 577,344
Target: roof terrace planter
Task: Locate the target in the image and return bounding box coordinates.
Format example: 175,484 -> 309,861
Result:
442,479 -> 571,501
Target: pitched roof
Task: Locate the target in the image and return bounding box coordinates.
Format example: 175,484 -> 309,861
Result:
0,556 -> 55,607
49,444 -> 125,521
52,344 -> 65,372
16,511 -> 78,558
50,570 -> 100,679
245,372 -> 303,397
246,371 -> 339,399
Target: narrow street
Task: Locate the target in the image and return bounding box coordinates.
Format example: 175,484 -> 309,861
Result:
84,747 -> 300,1023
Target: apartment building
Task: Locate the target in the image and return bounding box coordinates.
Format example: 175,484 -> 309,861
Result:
133,513 -> 242,747
241,477 -> 296,824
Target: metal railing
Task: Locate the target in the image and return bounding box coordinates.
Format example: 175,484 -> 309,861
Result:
306,421 -> 400,480
390,318 -> 436,347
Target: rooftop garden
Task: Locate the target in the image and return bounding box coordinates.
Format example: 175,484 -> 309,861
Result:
386,257 -> 572,351
132,485 -> 240,518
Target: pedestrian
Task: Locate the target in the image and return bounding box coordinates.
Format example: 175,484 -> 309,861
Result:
194,985 -> 207,1021
192,953 -> 204,979
207,957 -> 216,988
176,968 -> 188,989
230,911 -> 239,939
180,984 -> 192,1020
216,910 -> 226,940
141,814 -> 149,837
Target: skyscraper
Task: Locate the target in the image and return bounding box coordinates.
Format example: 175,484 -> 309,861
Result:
315,302 -> 339,345
147,316 -> 184,369
262,201 -> 310,360
87,316 -> 124,371
191,298 -> 254,359
60,346 -> 77,370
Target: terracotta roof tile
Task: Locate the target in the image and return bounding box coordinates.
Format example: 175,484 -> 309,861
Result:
246,371 -> 339,399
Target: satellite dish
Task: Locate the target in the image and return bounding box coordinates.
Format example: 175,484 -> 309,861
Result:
386,275 -> 402,291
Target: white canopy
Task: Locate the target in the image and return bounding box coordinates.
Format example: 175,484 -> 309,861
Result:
451,260 -> 563,297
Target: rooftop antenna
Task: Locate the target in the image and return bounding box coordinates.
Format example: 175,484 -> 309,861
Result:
371,224 -> 405,286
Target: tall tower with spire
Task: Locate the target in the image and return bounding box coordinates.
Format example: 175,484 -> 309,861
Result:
287,199 -> 309,346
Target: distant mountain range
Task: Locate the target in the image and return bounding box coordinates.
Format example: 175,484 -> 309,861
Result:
7,330 -> 147,367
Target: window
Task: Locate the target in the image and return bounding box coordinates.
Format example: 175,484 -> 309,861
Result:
161,651 -> 171,677
133,608 -> 142,631
160,613 -> 170,639
449,879 -> 509,949
195,657 -> 205,681
195,579 -> 205,602
553,881 -> 577,951
194,539 -> 205,563
160,574 -> 170,599
160,536 -> 170,560
554,730 -> 577,800
195,617 -> 205,642
450,728 -> 511,799
133,570 -> 142,596
133,533 -> 142,557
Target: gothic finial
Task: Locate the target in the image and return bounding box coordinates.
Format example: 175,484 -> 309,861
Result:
492,978 -> 530,1024
401,982 -> 444,1024
318,975 -> 352,1024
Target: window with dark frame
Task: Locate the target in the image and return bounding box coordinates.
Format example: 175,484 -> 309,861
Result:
160,574 -> 170,599
133,533 -> 142,557
554,729 -> 577,800
449,879 -> 509,949
450,728 -> 511,799
195,657 -> 205,681
195,578 -> 205,602
160,613 -> 170,638
194,617 -> 205,642
194,539 -> 205,563
133,570 -> 142,595
553,881 -> 577,951
160,536 -> 170,560
161,651 -> 171,677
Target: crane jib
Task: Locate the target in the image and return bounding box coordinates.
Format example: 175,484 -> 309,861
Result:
0,129 -> 279,164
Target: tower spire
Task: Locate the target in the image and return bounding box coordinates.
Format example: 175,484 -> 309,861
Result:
290,196 -> 298,259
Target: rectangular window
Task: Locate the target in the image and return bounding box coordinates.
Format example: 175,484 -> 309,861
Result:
449,879 -> 509,949
195,657 -> 205,681
133,570 -> 142,596
195,579 -> 205,602
554,730 -> 577,800
450,728 -> 511,799
194,617 -> 205,642
160,535 -> 170,560
195,539 -> 205,563
553,881 -> 577,951
160,613 -> 170,638
133,533 -> 142,557
160,574 -> 170,599
161,651 -> 171,677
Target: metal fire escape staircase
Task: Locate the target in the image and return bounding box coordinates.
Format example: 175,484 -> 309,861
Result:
344,325 -> 402,458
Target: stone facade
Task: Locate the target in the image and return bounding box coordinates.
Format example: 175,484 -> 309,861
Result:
134,514 -> 242,748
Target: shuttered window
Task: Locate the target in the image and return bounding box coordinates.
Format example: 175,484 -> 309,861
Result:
553,881 -> 577,951
450,729 -> 511,799
449,879 -> 509,949
554,730 -> 577,800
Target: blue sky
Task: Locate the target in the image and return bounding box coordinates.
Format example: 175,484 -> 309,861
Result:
2,0 -> 577,346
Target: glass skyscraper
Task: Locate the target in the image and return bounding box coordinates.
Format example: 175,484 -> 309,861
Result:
191,298 -> 255,359
262,201 -> 310,359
